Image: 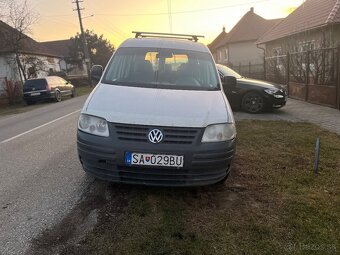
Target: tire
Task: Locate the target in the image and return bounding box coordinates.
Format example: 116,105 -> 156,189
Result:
55,90 -> 62,102
26,100 -> 36,105
241,91 -> 264,113
71,88 -> 76,98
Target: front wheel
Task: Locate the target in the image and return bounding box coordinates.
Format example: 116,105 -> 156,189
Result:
55,91 -> 62,102
241,91 -> 264,113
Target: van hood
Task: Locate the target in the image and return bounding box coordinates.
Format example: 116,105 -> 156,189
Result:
83,83 -> 233,127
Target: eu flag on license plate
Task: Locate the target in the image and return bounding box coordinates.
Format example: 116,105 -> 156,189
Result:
125,152 -> 132,165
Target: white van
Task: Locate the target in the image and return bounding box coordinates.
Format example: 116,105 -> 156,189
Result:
77,32 -> 236,186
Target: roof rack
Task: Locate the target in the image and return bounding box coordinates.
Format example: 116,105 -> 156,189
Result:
132,31 -> 205,42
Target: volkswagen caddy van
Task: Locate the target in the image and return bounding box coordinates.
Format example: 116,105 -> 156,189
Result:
77,32 -> 236,186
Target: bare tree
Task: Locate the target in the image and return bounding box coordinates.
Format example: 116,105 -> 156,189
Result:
0,0 -> 38,82
21,55 -> 48,79
265,31 -> 337,86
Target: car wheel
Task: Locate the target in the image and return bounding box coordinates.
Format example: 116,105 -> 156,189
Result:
71,88 -> 76,98
26,100 -> 36,105
241,91 -> 264,113
55,91 -> 62,102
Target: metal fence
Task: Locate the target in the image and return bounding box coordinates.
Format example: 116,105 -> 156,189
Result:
231,62 -> 265,80
265,47 -> 339,86
264,47 -> 340,109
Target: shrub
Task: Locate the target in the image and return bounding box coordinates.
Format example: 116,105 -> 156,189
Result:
5,79 -> 22,104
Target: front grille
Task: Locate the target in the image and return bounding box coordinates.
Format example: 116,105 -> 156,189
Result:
112,123 -> 201,144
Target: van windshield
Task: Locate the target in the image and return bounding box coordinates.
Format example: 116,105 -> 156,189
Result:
102,47 -> 220,90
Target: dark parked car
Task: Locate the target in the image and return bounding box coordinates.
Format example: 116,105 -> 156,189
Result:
217,64 -> 287,113
23,76 -> 75,105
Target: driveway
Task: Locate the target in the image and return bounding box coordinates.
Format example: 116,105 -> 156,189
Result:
234,98 -> 340,135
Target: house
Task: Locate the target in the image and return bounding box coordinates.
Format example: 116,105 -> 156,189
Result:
0,20 -> 64,103
0,21 -> 62,83
41,39 -> 87,78
257,0 -> 340,56
209,7 -> 281,69
257,0 -> 340,110
0,20 -> 89,104
207,27 -> 228,63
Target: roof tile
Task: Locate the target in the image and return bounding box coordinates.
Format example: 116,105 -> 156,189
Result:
40,39 -> 73,57
258,0 -> 340,44
0,20 -> 60,57
212,9 -> 281,49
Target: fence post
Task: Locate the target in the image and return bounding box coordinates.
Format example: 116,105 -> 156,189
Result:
305,50 -> 310,101
248,61 -> 251,77
337,46 -> 340,110
263,57 -> 266,80
286,52 -> 290,95
321,49 -> 326,84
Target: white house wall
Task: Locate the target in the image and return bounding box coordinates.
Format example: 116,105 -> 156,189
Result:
215,46 -> 228,65
20,54 -> 62,78
0,53 -> 21,81
228,41 -> 264,66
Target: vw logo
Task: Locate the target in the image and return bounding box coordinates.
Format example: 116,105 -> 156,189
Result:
148,129 -> 164,144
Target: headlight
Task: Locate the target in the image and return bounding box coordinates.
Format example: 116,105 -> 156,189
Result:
78,114 -> 109,137
264,88 -> 280,95
202,123 -> 236,143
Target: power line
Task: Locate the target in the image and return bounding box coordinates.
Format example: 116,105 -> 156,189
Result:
42,0 -> 271,18
92,17 -> 127,41
94,0 -> 271,17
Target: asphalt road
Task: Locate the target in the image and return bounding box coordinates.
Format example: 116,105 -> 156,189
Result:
0,95 -> 92,255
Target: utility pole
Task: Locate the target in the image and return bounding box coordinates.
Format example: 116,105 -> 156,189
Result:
73,0 -> 91,80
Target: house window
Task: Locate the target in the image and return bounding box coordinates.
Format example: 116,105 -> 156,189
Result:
298,41 -> 315,52
218,50 -> 222,63
224,48 -> 228,63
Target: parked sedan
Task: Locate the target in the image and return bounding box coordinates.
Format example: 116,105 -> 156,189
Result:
23,76 -> 75,105
217,64 -> 287,113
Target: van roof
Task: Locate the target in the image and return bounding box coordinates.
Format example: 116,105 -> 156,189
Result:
120,38 -> 210,53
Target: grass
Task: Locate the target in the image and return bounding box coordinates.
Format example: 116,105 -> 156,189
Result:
75,85 -> 94,96
0,101 -> 45,116
0,86 -> 93,117
31,121 -> 340,255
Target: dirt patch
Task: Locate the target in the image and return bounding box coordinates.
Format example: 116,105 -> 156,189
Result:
27,181 -> 130,255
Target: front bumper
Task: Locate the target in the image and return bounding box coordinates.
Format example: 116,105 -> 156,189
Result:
77,129 -> 235,187
264,93 -> 287,108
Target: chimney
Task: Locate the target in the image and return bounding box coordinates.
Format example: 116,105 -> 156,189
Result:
250,7 -> 254,13
222,26 -> 225,32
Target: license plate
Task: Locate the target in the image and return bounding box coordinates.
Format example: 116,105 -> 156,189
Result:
125,152 -> 184,168
30,92 -> 41,96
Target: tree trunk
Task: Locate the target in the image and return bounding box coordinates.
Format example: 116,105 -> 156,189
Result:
15,52 -> 26,82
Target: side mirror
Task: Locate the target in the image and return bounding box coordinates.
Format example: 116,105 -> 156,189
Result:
223,76 -> 237,90
91,65 -> 103,82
